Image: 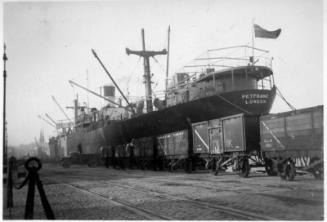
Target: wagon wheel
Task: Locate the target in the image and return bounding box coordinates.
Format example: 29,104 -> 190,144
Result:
170,159 -> 179,172
280,159 -> 296,181
310,157 -> 324,180
87,159 -> 97,167
214,158 -> 220,176
313,169 -> 323,180
239,157 -> 250,178
264,158 -> 278,176
168,164 -> 174,172
62,159 -> 71,168
211,158 -> 217,172
213,155 -> 223,176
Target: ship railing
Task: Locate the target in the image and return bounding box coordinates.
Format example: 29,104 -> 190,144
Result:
56,119 -> 74,130
168,45 -> 272,89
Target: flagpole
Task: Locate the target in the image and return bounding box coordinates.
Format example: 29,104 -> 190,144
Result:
251,18 -> 255,66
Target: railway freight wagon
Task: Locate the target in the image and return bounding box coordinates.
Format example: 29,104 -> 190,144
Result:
133,137 -> 155,170
260,105 -> 323,180
154,113 -> 262,176
157,130 -> 189,171
193,114 -> 262,177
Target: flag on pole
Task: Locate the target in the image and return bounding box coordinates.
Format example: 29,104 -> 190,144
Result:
254,24 -> 281,39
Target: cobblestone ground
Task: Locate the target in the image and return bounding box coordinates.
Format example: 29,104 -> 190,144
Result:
3,163 -> 324,220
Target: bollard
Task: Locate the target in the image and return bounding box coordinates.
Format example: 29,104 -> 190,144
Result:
14,157 -> 55,219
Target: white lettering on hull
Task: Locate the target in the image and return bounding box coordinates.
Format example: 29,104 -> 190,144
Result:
241,93 -> 269,105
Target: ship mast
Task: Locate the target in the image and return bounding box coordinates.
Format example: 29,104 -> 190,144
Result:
126,29 -> 167,113
165,26 -> 170,101
3,44 -> 8,165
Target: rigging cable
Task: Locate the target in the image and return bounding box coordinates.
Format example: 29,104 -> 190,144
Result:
126,57 -> 142,96
151,56 -> 166,91
275,86 -> 296,111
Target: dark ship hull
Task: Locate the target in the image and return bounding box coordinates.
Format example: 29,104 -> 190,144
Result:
67,87 -> 276,154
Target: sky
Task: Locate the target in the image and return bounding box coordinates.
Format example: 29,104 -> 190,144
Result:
1,0 -> 324,146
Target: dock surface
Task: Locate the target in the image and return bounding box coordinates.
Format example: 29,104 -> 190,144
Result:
3,163 -> 323,220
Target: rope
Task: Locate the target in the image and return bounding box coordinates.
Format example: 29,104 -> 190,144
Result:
126,57 -> 141,88
152,56 -> 166,73
276,86 -> 296,111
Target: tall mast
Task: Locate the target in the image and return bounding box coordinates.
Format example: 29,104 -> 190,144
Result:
86,69 -> 89,109
251,19 -> 255,66
66,97 -> 85,127
3,44 -> 7,165
165,26 -> 171,101
126,28 -> 167,113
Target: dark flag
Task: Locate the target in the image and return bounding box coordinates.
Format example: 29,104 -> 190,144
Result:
254,24 -> 281,39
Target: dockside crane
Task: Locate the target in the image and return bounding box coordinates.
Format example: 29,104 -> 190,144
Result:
51,96 -> 73,122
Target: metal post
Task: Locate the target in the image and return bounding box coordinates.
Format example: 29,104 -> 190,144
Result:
74,98 -> 78,127
165,26 -> 170,101
141,29 -> 153,113
3,44 -> 8,165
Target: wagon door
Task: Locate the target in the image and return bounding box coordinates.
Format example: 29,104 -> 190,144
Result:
192,121 -> 209,154
209,127 -> 224,154
208,119 -> 223,154
221,114 -> 245,152
157,135 -> 166,157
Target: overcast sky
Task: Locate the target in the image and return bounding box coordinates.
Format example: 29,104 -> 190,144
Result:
2,0 -> 324,146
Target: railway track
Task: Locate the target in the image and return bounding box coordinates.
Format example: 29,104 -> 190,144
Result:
65,183 -> 173,220
100,180 -> 277,220
45,174 -> 275,220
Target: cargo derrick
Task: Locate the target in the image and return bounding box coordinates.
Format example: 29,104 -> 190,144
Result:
38,115 -> 56,129
91,49 -> 134,115
68,80 -> 133,113
51,96 -> 73,123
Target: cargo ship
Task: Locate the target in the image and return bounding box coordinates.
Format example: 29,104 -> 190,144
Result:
50,29 -> 277,161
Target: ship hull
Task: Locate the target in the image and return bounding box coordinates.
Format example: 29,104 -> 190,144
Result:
67,88 -> 276,152
66,127 -> 107,155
